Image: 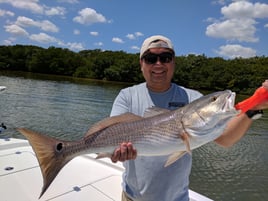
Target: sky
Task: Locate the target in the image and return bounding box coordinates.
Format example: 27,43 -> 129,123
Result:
0,0 -> 268,59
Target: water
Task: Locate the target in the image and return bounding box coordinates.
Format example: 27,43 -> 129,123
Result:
0,73 -> 127,140
1,73 -> 268,201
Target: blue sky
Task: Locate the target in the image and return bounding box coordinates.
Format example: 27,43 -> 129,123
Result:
1,0 -> 268,59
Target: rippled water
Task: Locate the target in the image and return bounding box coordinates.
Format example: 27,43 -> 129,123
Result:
0,73 -> 126,140
1,73 -> 268,201
190,115 -> 268,200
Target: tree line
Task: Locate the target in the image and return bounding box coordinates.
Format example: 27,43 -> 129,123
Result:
1,44 -> 268,94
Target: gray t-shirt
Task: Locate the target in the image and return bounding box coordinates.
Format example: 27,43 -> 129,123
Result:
110,82 -> 202,201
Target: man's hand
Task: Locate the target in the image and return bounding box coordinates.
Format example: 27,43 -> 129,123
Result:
235,80 -> 268,112
111,142 -> 137,163
252,80 -> 268,110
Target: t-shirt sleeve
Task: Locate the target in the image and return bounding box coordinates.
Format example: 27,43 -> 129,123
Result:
110,89 -> 130,117
185,88 -> 203,102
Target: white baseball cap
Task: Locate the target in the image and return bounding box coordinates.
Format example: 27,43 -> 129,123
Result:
140,35 -> 175,58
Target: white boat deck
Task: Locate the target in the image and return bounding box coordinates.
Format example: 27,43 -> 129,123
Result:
0,138 -> 213,201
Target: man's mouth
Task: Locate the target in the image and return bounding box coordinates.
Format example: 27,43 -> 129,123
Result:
152,70 -> 165,75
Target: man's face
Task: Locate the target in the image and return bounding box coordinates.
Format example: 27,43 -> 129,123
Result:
140,48 -> 175,92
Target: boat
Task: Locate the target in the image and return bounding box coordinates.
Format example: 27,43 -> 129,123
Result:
0,137 -> 213,201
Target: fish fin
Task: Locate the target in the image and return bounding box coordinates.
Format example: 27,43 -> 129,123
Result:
164,132 -> 192,167
95,152 -> 113,159
17,128 -> 72,198
164,151 -> 187,167
165,132 -> 192,167
85,113 -> 142,137
180,132 -> 191,153
143,107 -> 170,118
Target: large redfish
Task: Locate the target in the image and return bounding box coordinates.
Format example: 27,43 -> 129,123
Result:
18,90 -> 237,198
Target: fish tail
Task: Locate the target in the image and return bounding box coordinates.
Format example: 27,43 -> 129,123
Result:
17,128 -> 73,198
235,87 -> 268,113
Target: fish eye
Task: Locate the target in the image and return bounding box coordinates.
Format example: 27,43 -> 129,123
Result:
211,96 -> 217,101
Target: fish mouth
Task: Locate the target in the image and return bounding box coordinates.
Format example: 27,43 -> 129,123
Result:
222,91 -> 236,111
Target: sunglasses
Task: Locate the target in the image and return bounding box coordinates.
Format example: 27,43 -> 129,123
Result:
142,52 -> 174,64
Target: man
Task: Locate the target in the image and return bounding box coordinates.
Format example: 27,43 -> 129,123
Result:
110,35 -> 268,201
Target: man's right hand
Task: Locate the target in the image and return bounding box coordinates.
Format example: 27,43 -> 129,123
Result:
111,142 -> 137,163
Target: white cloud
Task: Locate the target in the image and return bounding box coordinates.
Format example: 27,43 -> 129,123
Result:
15,16 -> 59,32
0,9 -> 14,17
0,0 -> 67,16
112,37 -> 124,43
3,39 -> 13,45
94,42 -> 103,46
206,18 -> 258,42
206,1 -> 268,43
131,46 -> 140,51
73,29 -> 80,35
254,2 -> 268,18
90,31 -> 98,36
126,34 -> 135,40
0,0 -> 44,14
29,33 -> 84,51
215,44 -> 256,59
4,24 -> 29,36
222,1 -> 268,19
45,6 -> 66,16
29,32 -> 58,43
212,0 -> 226,6
57,0 -> 79,3
206,17 -> 217,23
66,42 -> 84,50
40,20 -> 59,32
135,32 -> 143,37
126,32 -> 143,40
73,8 -> 107,25
3,37 -> 16,45
16,16 -> 36,27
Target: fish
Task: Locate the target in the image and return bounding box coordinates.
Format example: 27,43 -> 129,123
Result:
17,90 -> 238,198
235,86 -> 268,112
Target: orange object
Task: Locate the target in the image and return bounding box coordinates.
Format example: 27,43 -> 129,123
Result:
235,87 -> 268,113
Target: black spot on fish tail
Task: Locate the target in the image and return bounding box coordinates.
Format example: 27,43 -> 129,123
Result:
56,142 -> 63,152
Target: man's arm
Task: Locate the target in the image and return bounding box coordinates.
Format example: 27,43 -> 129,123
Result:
214,113 -> 252,147
215,80 -> 268,147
